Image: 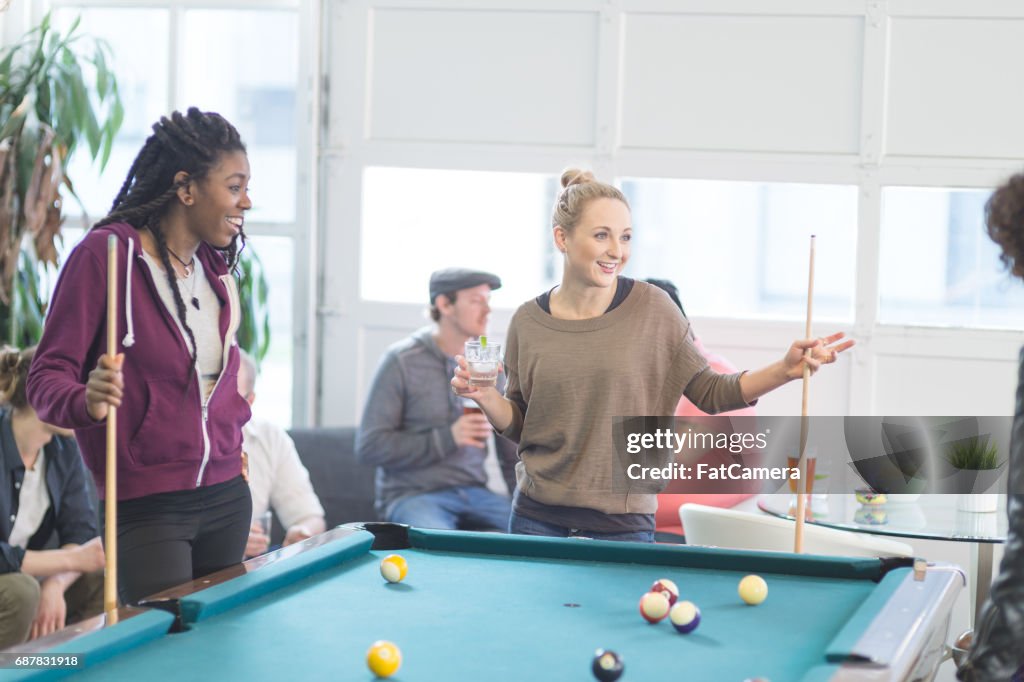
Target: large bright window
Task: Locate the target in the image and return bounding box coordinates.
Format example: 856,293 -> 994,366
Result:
51,3 -> 303,427
181,9 -> 298,224
620,179 -> 857,321
361,167 -> 558,308
54,9 -> 170,224
879,187 -> 1024,329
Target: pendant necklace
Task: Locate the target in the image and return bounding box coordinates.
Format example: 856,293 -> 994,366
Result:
184,270 -> 199,311
168,248 -> 201,310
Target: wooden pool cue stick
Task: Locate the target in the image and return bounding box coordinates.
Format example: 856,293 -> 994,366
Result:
794,235 -> 816,554
105,235 -> 118,615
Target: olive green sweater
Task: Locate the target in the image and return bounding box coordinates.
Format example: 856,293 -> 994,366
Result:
501,281 -> 750,515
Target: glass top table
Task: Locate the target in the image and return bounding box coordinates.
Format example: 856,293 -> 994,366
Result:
757,493 -> 1008,625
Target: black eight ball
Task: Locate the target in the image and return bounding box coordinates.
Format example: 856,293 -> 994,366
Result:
592,648 -> 624,682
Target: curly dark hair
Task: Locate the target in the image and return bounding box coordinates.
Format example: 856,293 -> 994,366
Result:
94,107 -> 247,373
985,172 -> 1024,278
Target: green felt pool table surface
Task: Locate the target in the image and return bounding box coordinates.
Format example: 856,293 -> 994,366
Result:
5,525 -> 962,681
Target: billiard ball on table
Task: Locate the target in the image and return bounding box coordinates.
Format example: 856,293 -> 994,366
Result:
592,649 -> 624,682
366,640 -> 402,678
379,554 -> 408,583
669,600 -> 701,634
638,591 -> 671,623
650,578 -> 679,606
738,575 -> 768,605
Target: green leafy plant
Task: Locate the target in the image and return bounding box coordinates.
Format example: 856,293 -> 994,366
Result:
8,243 -> 45,347
0,12 -> 123,344
235,244 -> 270,367
945,437 -> 1003,470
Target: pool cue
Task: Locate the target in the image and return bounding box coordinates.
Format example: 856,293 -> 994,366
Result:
794,235 -> 816,554
104,235 -> 118,615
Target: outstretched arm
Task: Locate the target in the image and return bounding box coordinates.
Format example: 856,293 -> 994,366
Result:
739,332 -> 854,404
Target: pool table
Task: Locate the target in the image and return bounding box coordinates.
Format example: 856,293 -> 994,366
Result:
4,523 -> 963,681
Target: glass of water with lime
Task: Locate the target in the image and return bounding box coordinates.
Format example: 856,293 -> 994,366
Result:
465,339 -> 501,388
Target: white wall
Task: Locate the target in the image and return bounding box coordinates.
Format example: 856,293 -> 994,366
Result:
319,0 -> 1024,424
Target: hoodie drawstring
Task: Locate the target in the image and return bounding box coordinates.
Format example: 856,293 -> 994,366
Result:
122,237 -> 136,348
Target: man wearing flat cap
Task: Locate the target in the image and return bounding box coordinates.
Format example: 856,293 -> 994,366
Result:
356,268 -> 516,531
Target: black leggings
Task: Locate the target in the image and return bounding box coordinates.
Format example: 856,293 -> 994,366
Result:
102,475 -> 252,605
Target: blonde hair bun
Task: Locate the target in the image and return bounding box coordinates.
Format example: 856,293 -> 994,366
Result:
552,169 -> 628,231
560,168 -> 596,189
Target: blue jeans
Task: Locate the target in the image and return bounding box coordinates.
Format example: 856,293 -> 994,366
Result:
386,486 -> 511,532
508,510 -> 655,543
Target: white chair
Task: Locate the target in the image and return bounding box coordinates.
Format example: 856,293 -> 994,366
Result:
680,503 -> 914,558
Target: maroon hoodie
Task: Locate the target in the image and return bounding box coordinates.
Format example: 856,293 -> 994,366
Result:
27,222 -> 251,500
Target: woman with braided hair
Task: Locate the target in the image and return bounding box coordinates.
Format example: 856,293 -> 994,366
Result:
27,108 -> 254,604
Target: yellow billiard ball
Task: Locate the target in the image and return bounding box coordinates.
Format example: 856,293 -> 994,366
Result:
380,554 -> 408,583
738,575 -> 768,605
366,640 -> 402,678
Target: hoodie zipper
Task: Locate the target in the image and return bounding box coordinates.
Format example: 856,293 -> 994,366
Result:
194,327 -> 233,485
195,377 -> 212,487
195,274 -> 242,486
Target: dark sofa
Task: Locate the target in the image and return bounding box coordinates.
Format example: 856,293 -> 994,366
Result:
273,426 -> 378,542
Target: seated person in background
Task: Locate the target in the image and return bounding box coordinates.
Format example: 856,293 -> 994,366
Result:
356,268 -> 517,531
644,278 -> 757,419
0,346 -> 105,649
238,351 -> 326,558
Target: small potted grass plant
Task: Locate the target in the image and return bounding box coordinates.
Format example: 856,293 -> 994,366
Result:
947,437 -> 1004,513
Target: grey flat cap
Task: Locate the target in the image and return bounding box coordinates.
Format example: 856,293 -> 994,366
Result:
429,268 -> 502,303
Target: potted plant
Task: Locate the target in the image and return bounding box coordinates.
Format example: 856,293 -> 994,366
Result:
946,436 -> 1005,513
0,12 -> 123,345
235,245 -> 270,367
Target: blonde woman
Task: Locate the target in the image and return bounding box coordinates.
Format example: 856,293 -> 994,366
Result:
452,169 -> 852,542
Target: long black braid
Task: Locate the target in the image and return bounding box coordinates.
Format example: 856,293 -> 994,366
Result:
94,107 -> 247,376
